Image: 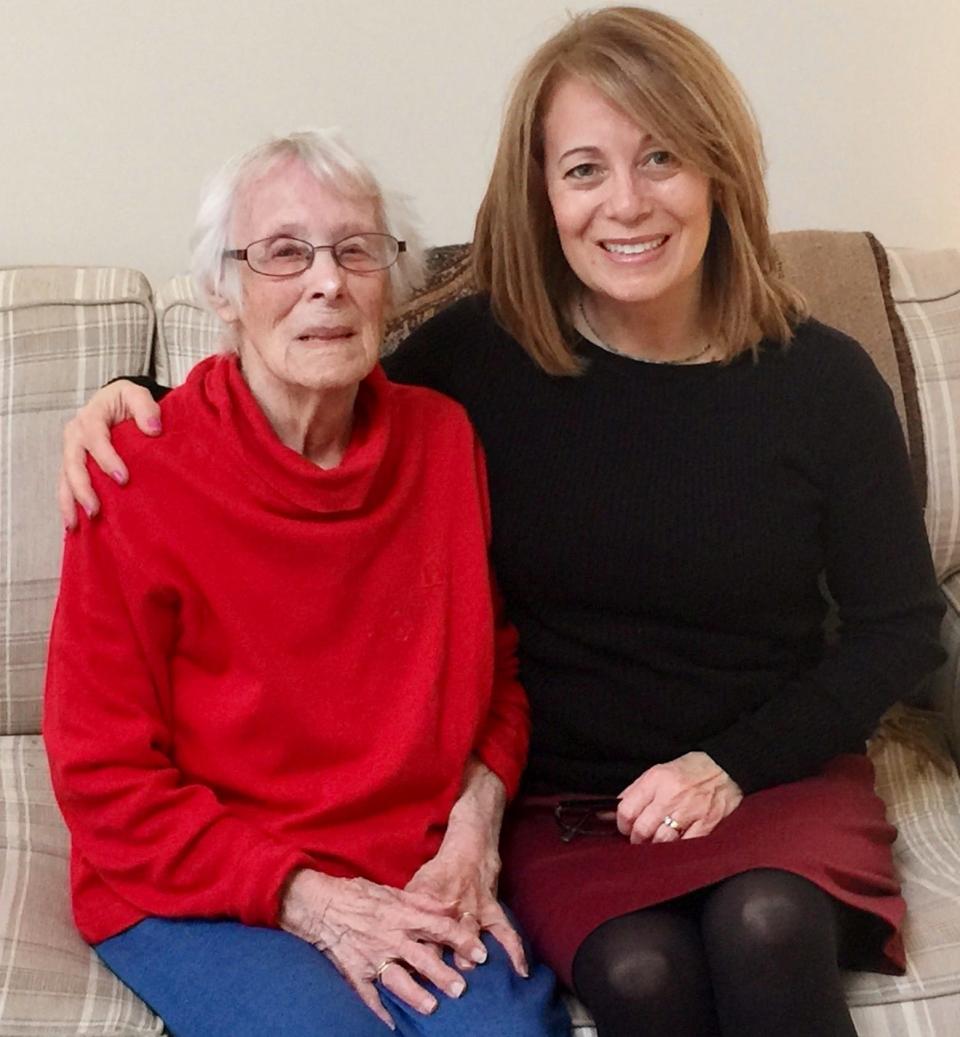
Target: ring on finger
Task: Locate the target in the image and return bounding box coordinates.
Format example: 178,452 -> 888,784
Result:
375,957 -> 401,982
662,814 -> 685,836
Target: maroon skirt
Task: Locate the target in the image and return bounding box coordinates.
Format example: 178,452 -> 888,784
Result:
500,754 -> 904,987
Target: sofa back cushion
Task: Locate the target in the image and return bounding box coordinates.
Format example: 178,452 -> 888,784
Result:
154,275 -> 221,387
886,246 -> 960,583
0,267 -> 154,736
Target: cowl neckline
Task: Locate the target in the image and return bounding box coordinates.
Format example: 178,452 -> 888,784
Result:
194,352 -> 394,515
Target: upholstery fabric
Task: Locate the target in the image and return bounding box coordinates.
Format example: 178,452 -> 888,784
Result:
0,734 -> 161,1035
887,246 -> 960,582
153,275 -> 220,388
0,268 -> 153,737
932,574 -> 960,757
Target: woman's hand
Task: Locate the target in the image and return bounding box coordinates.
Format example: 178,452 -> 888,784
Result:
59,381 -> 161,529
404,839 -> 527,978
404,757 -> 528,977
617,751 -> 743,843
280,869 -> 487,1030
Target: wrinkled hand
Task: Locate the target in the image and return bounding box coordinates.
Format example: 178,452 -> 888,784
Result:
59,380 -> 161,529
617,751 -> 743,844
280,869 -> 487,1030
405,844 -> 528,977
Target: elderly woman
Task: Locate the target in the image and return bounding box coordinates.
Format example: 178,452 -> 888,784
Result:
43,131 -> 569,1037
58,8 -> 946,1037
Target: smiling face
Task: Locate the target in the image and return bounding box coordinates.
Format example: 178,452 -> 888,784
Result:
542,76 -> 713,331
215,156 -> 388,403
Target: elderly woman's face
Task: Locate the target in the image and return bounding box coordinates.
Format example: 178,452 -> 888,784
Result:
542,76 -> 712,323
217,157 -> 388,397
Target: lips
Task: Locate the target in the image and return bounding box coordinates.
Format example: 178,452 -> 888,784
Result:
295,325 -> 355,342
601,235 -> 668,256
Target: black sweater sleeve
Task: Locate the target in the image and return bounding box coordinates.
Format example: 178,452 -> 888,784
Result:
699,336 -> 946,793
107,375 -> 172,402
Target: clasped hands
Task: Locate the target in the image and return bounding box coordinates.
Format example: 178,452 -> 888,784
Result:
280,851 -> 526,1031
615,750 -> 743,844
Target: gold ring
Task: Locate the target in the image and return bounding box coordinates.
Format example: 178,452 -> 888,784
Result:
375,957 -> 400,982
662,815 -> 685,835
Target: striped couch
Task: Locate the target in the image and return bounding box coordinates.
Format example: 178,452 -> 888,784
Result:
1,231 -> 958,1036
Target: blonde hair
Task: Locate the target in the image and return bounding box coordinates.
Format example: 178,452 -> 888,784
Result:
473,6 -> 806,374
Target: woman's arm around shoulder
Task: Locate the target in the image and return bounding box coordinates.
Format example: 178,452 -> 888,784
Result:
59,376 -> 170,528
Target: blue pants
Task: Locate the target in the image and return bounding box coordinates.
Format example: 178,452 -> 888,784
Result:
95,916 -> 571,1037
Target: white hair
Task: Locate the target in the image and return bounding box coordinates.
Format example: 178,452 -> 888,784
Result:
190,129 -> 425,331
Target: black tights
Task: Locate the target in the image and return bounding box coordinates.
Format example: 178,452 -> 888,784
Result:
571,869 -> 859,1037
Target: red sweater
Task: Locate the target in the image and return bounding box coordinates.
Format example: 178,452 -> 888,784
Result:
44,354 -> 529,944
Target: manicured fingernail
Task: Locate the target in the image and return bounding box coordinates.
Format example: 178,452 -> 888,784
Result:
112,471 -> 127,485
471,945 -> 487,964
450,979 -> 466,998
147,418 -> 162,433
83,505 -> 96,519
422,996 -> 437,1014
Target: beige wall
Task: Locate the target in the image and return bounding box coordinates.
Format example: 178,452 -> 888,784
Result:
2,0 -> 958,287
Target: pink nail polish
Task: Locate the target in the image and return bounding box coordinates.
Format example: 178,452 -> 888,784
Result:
147,418 -> 162,433
112,471 -> 126,485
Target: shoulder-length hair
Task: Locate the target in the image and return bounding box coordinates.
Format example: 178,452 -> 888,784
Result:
472,6 -> 806,374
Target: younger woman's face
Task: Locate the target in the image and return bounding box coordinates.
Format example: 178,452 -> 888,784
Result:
542,76 -> 713,326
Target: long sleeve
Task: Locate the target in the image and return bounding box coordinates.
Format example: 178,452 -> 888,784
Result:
44,491 -> 311,939
468,438 -> 530,799
700,340 -> 945,793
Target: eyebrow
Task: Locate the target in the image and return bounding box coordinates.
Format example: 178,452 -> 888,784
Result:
556,135 -> 655,165
261,221 -> 371,242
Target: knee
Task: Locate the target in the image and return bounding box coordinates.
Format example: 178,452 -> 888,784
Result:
707,872 -> 829,959
601,946 -> 677,1005
574,926 -> 691,1007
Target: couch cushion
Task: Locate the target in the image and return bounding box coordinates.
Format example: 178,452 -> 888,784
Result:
0,734 -> 161,1036
153,275 -> 220,388
0,268 -> 154,737
887,246 -> 960,583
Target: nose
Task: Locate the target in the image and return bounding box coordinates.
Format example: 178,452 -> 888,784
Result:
605,168 -> 653,224
304,247 -> 346,299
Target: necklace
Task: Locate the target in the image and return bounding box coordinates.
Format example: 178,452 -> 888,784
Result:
577,295 -> 713,365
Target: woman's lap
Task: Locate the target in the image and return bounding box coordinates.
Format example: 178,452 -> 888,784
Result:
502,755 -> 904,986
95,915 -> 570,1037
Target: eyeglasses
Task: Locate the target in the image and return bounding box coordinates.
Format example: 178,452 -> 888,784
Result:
224,233 -> 406,277
553,797 -> 621,843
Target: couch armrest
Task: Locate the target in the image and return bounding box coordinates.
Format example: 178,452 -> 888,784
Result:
928,574 -> 960,763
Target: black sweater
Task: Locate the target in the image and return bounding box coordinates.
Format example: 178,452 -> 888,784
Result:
137,296 -> 945,795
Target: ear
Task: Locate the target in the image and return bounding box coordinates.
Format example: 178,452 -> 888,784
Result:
206,283 -> 241,326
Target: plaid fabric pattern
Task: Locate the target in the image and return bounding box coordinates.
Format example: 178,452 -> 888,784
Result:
0,735 -> 162,1035
0,268 -> 153,737
887,246 -> 960,583
153,275 -> 220,388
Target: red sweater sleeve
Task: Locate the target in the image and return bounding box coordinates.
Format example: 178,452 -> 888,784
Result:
468,439 -> 530,799
44,501 -> 312,930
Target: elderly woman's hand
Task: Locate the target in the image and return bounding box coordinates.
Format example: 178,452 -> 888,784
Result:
404,757 -> 528,977
616,751 -> 743,844
404,840 -> 528,977
59,380 -> 161,529
280,869 -> 487,1029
